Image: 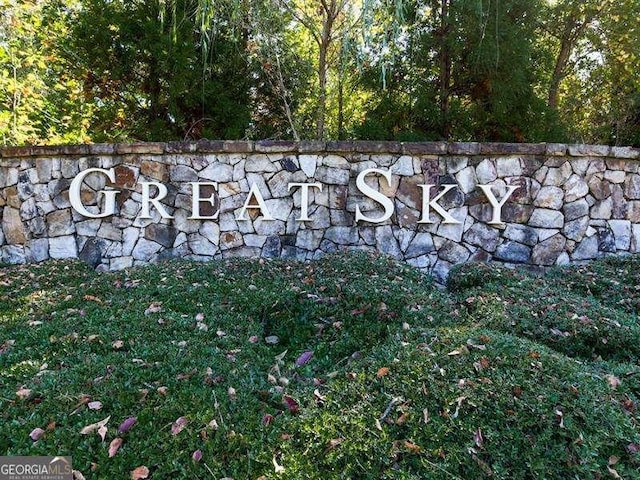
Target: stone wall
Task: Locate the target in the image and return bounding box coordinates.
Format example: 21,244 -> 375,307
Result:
1,141 -> 639,281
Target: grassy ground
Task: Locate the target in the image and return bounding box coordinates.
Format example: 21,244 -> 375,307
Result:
1,253 -> 639,479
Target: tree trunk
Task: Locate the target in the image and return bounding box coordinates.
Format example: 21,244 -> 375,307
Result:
337,62 -> 344,140
317,42 -> 328,140
548,18 -> 578,110
438,0 -> 451,139
316,0 -> 340,141
548,7 -> 596,110
275,52 -> 300,141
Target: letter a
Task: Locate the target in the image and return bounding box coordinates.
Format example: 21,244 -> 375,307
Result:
237,183 -> 274,220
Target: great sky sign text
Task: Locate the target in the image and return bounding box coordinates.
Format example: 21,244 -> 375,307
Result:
69,167 -> 519,225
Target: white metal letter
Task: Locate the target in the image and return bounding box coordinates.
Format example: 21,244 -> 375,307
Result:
418,184 -> 461,224
70,168 -> 118,218
478,184 -> 520,224
237,182 -> 274,220
140,182 -> 173,219
288,182 -> 322,221
190,182 -> 219,219
355,168 -> 395,223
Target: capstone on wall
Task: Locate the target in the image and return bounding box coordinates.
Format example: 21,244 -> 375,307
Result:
1,140 -> 640,282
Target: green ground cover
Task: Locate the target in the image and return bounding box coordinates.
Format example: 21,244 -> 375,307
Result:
1,253 -> 639,479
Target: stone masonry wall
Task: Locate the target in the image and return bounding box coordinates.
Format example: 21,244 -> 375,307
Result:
1,141 -> 640,282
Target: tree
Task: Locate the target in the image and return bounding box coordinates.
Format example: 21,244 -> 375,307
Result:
62,0 -> 253,141
545,0 -> 640,145
357,0 -> 563,142
0,0 -> 88,145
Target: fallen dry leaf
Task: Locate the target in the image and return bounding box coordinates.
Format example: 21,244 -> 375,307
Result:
295,350 -> 313,367
130,465 -> 149,480
474,428 -> 484,448
555,408 -> 565,428
118,417 -> 137,434
607,466 -> 622,479
0,339 -> 15,355
326,438 -> 344,450
283,396 -> 299,414
396,413 -> 409,425
606,375 -> 621,389
272,456 -> 285,473
313,389 -> 326,402
144,302 -> 163,315
171,416 -> 188,436
112,340 -> 124,350
377,367 -> 390,378
403,440 -> 421,452
627,443 -> 640,454
262,414 -> 274,426
16,387 -> 32,399
108,438 -> 123,457
98,425 -> 107,442
80,416 -> 111,435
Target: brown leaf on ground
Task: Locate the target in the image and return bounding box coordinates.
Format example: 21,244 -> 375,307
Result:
16,387 -> 32,399
326,438 -> 344,450
606,375 -> 621,389
403,441 -> 421,452
283,396 -> 299,414
80,416 -> 111,435
130,466 -> 149,479
144,302 -> 163,315
108,438 -> 123,457
171,417 -> 188,436
30,427 -> 45,441
83,295 -> 103,304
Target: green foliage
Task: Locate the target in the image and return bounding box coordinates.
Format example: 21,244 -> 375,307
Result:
1,253 -> 639,478
356,0 -> 567,142
60,0 -> 252,141
448,260 -> 640,363
0,0 -> 637,144
0,1 -> 89,145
